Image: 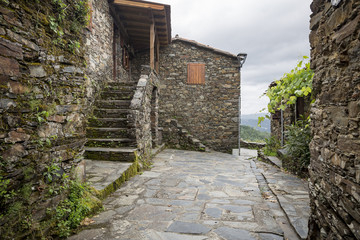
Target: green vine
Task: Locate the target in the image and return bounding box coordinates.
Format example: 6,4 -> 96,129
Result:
258,56 -> 314,125
48,0 -> 89,52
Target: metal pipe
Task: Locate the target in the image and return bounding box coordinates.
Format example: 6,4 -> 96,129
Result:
238,73 -> 241,156
237,53 -> 247,156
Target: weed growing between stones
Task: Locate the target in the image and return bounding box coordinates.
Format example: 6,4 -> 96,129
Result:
48,180 -> 102,238
262,136 -> 281,156
0,162 -> 101,239
47,0 -> 89,53
0,175 -> 16,218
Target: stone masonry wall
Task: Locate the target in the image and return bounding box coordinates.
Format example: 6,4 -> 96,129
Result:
159,39 -> 240,153
85,0 -> 114,97
0,0 -> 116,238
308,0 -> 360,239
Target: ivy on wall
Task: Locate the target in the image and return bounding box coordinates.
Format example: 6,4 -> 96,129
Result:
47,0 -> 90,53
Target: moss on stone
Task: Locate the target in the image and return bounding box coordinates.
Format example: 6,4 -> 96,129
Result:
20,183 -> 32,200
96,160 -> 140,200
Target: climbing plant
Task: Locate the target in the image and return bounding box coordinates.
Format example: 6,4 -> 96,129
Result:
258,56 -> 314,177
258,56 -> 314,125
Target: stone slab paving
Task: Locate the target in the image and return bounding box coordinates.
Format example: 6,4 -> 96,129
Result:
253,160 -> 310,240
69,149 -> 310,240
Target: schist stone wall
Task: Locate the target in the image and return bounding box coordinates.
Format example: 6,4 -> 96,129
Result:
159,38 -> 240,152
308,0 -> 360,239
0,0 -> 117,237
85,0 -> 114,94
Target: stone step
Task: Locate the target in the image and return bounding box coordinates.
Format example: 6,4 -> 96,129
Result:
84,147 -> 137,162
93,109 -> 129,118
104,84 -> 136,91
86,138 -> 136,148
85,159 -> 139,199
86,127 -> 134,138
107,81 -> 138,87
95,100 -> 131,109
88,118 -> 128,128
100,90 -> 134,100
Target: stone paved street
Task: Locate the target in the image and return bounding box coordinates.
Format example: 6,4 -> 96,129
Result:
69,149 -> 310,240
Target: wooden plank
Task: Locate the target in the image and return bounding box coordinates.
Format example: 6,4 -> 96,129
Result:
150,22 -> 155,70
122,18 -> 166,27
129,32 -> 150,38
119,9 -> 165,19
113,0 -> 165,11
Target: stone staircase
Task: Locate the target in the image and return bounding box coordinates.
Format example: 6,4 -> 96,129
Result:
84,81 -> 139,199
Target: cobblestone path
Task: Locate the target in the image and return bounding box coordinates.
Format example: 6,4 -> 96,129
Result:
69,149 -> 309,240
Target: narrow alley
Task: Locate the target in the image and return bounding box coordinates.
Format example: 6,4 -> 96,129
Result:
69,149 -> 309,240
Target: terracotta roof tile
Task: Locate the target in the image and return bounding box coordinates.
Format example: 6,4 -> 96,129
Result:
172,36 -> 238,59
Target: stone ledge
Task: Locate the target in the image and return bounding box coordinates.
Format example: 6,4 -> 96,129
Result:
257,149 -> 282,169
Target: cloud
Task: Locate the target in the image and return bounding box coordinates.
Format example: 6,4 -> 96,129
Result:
155,0 -> 312,114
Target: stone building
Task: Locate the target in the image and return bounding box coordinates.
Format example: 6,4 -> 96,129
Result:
0,0 -> 243,237
0,0 -> 171,237
308,0 -> 360,239
159,36 -> 241,153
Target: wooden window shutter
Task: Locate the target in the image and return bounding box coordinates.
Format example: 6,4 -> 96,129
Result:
187,63 -> 205,85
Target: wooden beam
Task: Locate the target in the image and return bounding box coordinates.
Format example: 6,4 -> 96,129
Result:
113,0 -> 165,11
129,33 -> 150,39
109,5 -> 129,41
132,39 -> 149,43
126,28 -> 150,34
122,18 -> 166,27
156,35 -> 160,73
150,21 -> 155,70
118,8 -> 165,18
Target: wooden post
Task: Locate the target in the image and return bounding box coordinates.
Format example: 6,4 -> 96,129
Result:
150,22 -> 155,70
156,36 -> 160,73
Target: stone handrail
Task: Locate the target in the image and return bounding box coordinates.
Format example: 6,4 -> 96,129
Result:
128,67 -> 159,166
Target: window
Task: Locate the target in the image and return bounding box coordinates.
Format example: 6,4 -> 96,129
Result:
187,63 -> 205,85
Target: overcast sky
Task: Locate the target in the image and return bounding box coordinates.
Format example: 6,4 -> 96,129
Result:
155,0 -> 312,115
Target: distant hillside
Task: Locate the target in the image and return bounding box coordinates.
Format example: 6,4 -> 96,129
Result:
241,113 -> 270,133
240,125 -> 270,143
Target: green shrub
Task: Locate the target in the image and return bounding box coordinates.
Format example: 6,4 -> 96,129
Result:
240,125 -> 270,143
263,136 -> 281,156
284,119 -> 311,178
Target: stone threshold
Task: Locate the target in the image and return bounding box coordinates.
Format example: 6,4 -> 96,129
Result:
84,145 -> 166,200
85,159 -> 139,200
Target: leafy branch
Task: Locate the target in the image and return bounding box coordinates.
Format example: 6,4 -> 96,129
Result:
258,56 -> 314,125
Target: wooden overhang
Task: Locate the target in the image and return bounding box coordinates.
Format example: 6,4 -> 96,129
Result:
109,0 -> 171,51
